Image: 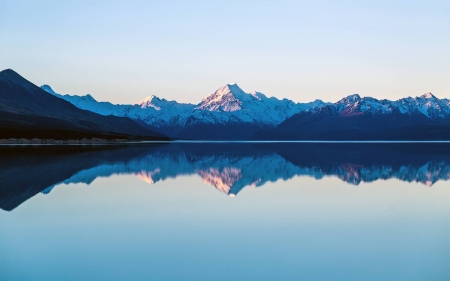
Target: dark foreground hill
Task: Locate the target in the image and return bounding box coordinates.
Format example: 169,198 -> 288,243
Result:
0,69 -> 167,140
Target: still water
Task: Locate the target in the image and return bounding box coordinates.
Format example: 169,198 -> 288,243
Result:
1,142 -> 449,281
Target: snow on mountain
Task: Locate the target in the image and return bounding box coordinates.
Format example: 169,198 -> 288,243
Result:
188,83 -> 328,126
40,85 -> 195,127
40,82 -> 450,138
40,83 -> 328,131
197,84 -> 246,112
400,93 -> 450,119
319,92 -> 450,119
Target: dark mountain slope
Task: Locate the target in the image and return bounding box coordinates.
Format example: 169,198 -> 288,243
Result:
251,107 -> 450,140
0,69 -> 167,140
170,117 -> 271,140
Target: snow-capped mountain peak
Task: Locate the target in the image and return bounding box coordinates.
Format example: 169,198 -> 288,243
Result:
138,95 -> 163,110
419,92 -> 437,99
197,83 -> 248,112
315,91 -> 450,119
250,91 -> 266,100
338,94 -> 362,104
191,84 -> 329,127
39,80 -> 450,140
329,94 -> 363,115
40,82 -> 330,135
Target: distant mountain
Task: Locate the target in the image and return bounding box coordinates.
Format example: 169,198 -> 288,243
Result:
173,84 -> 328,139
252,93 -> 450,140
38,76 -> 450,140
41,83 -> 327,140
0,69 -> 166,140
41,84 -> 196,130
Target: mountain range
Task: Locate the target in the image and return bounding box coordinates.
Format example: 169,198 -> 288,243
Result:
0,69 -> 166,140
1,68 -> 449,140
41,83 -> 327,139
41,78 -> 450,140
253,93 -> 450,140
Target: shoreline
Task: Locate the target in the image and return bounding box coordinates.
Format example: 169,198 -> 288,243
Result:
0,138 -> 131,145
1,138 -> 450,145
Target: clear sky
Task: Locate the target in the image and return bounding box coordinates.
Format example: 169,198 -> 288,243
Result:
1,0 -> 449,104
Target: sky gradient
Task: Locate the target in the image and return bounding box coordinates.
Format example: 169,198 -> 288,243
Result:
1,0 -> 449,104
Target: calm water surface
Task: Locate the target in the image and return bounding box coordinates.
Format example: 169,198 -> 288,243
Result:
1,142 -> 449,281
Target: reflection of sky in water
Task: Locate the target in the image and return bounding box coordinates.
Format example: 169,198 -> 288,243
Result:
1,174 -> 450,281
1,144 -> 450,280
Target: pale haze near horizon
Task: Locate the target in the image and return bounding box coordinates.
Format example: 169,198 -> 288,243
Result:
0,0 -> 449,104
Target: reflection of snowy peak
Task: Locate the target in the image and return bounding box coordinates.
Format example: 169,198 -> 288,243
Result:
197,167 -> 242,195
46,147 -> 450,197
45,151 -> 307,196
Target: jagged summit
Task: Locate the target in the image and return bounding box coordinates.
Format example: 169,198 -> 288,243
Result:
138,95 -> 162,110
40,85 -> 97,102
0,69 -> 166,140
420,92 -> 436,99
197,83 -> 247,112
36,79 -> 328,139
339,94 -> 362,103
139,95 -> 158,103
25,66 -> 449,140
249,91 -> 267,100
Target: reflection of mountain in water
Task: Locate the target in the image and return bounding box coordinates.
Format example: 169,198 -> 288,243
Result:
46,149 -> 301,196
1,143 -> 449,211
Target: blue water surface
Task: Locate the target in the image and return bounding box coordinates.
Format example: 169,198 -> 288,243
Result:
1,143 -> 449,281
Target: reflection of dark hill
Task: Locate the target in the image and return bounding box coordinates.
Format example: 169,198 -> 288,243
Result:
0,145 -> 164,211
0,69 -> 166,140
1,142 -> 450,211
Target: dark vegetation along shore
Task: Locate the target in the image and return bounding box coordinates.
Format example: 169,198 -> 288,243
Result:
0,69 -> 168,141
0,138 -> 132,144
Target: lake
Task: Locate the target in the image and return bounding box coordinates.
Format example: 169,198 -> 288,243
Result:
1,142 -> 449,281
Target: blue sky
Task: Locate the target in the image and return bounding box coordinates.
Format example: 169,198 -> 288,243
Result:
1,0 -> 449,103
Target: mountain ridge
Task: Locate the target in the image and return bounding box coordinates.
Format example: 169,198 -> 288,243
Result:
0,69 -> 167,140
251,92 -> 450,140
3,68 -> 448,141
41,80 -> 450,140
41,82 -> 328,139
